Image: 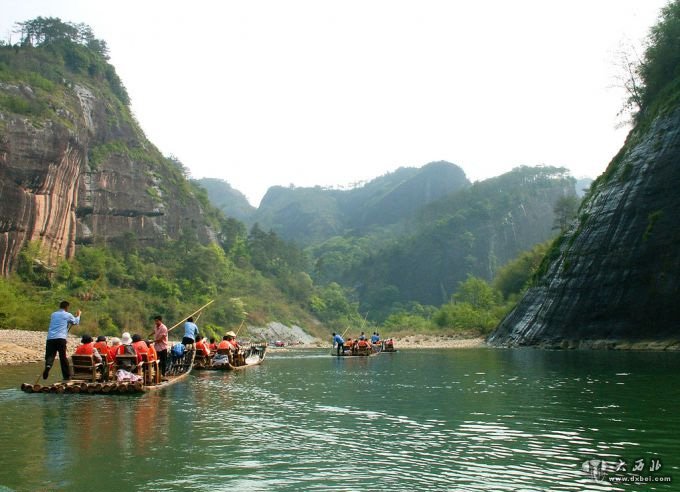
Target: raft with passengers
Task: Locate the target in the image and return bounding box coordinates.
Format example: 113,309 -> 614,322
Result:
20,300 -> 258,394
192,330 -> 267,370
331,331 -> 391,357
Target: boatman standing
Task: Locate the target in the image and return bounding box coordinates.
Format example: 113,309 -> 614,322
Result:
153,315 -> 168,377
332,332 -> 344,356
182,317 -> 199,346
43,300 -> 81,381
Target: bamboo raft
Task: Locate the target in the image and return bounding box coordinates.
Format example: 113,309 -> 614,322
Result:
331,344 -> 381,357
193,344 -> 267,371
21,349 -> 196,395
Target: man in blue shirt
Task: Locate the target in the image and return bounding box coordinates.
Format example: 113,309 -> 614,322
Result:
371,332 -> 380,344
182,317 -> 199,345
43,300 -> 81,380
332,332 -> 344,356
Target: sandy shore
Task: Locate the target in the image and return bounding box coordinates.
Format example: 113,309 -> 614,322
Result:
0,329 -> 487,365
294,334 -> 487,350
0,329 -> 80,365
389,335 -> 486,348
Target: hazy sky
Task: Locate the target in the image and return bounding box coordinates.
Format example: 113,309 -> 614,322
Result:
0,1 -> 669,205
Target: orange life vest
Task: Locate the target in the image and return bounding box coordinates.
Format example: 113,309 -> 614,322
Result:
132,340 -> 149,363
107,346 -> 118,363
195,340 -> 210,356
218,340 -> 231,350
75,342 -> 97,355
93,341 -> 108,354
146,344 -> 157,362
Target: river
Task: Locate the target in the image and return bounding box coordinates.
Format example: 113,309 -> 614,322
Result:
0,348 -> 677,491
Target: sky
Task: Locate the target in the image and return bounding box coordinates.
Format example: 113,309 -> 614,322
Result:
0,0 -> 670,206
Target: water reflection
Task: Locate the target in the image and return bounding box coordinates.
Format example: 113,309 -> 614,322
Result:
0,349 -> 678,491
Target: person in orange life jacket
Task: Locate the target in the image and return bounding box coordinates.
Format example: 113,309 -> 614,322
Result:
74,334 -> 103,362
43,300 -> 81,381
225,331 -> 239,350
93,335 -> 108,356
195,336 -> 211,357
208,337 -> 218,353
107,337 -> 121,363
131,334 -> 149,363
217,335 -> 231,350
144,340 -> 158,361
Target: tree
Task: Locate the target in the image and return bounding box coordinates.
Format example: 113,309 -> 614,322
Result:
453,275 -> 500,310
552,195 -> 580,232
638,1 -> 680,110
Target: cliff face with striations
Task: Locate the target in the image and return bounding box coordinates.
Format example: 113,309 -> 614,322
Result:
0,47 -> 212,275
488,106 -> 680,349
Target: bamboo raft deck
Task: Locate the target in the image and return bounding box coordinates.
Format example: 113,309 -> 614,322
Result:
21,348 -> 196,395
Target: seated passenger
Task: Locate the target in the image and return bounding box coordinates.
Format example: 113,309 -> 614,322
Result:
107,337 -> 121,363
225,331 -> 239,350
93,335 -> 108,355
131,334 -> 149,363
208,337 -> 218,353
195,336 -> 211,356
74,334 -> 103,363
144,340 -> 158,361
217,335 -> 231,350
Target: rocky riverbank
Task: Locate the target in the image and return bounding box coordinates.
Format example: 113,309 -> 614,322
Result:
0,330 -> 79,365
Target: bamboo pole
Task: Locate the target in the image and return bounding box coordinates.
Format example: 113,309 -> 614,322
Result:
147,300 -> 215,338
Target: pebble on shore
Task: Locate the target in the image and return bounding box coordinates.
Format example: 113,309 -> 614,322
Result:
0,329 -> 80,365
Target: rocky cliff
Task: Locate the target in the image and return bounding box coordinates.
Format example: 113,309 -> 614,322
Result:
0,44 -> 212,275
488,107 -> 680,349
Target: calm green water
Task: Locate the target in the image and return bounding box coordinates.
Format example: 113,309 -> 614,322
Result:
0,348 -> 677,491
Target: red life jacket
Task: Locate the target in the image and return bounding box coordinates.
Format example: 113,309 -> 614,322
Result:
107,346 -> 118,363
132,341 -> 149,363
218,340 -> 231,350
146,344 -> 157,362
93,341 -> 108,354
195,340 -> 210,356
75,342 -> 96,355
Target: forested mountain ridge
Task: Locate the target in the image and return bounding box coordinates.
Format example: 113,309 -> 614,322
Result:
343,166 -> 576,319
488,2 -> 680,348
251,161 -> 470,245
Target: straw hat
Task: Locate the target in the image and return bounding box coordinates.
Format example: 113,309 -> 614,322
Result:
121,332 -> 132,345
225,331 -> 236,337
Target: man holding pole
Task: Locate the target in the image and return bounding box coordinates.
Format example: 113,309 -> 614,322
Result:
43,300 -> 81,381
153,315 -> 168,378
332,332 -> 345,356
182,317 -> 199,346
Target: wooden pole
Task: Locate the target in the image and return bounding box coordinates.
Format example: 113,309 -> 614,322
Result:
167,300 -> 215,333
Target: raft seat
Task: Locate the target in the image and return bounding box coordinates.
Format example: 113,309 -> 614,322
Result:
71,354 -> 105,382
115,355 -> 142,376
140,354 -> 160,385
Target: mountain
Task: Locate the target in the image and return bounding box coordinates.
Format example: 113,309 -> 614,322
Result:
252,161 -> 470,245
193,178 -> 256,224
0,24 -> 211,275
488,4 -> 680,349
343,166 -> 576,317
